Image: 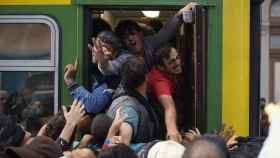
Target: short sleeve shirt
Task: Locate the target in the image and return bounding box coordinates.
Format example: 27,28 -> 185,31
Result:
148,67 -> 175,97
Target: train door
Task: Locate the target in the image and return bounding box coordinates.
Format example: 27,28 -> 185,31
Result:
176,5 -> 208,132
83,5 -> 207,133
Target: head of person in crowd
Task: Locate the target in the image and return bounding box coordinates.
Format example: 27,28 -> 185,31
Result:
5,136 -> 62,158
92,17 -> 112,38
77,115 -> 92,135
90,114 -> 113,148
155,44 -> 182,75
0,90 -> 10,114
45,110 -> 66,140
90,30 -> 122,64
120,56 -> 148,91
115,20 -> 144,55
97,144 -> 137,158
183,135 -> 230,158
141,140 -> 185,158
0,114 -> 32,152
63,147 -> 97,158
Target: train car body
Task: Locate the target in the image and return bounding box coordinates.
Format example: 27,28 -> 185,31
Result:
0,0 -> 251,136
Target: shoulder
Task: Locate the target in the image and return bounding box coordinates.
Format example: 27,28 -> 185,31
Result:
148,68 -> 170,82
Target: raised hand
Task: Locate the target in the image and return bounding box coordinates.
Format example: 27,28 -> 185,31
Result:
177,2 -> 198,16
64,56 -> 78,87
167,129 -> 182,143
62,100 -> 85,126
183,128 -> 201,142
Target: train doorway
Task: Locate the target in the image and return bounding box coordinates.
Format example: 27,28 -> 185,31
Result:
83,6 -> 208,133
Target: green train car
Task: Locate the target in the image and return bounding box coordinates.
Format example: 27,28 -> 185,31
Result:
0,0 -> 256,136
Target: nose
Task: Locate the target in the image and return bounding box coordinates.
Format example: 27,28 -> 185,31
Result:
127,34 -> 134,41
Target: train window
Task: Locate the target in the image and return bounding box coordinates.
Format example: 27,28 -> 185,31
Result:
0,15 -> 58,66
0,15 -> 59,133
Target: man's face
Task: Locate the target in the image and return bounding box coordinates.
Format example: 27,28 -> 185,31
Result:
162,48 -> 182,75
122,30 -> 144,54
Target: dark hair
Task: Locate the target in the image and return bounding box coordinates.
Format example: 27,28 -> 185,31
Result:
155,44 -> 173,66
147,18 -> 163,33
98,144 -> 137,158
115,20 -> 141,39
0,114 -> 25,152
183,135 -> 230,158
97,30 -> 122,51
92,18 -> 112,38
45,111 -> 66,140
120,56 -> 147,91
90,114 -> 113,148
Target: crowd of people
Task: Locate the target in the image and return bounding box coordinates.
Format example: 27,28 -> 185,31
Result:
0,2 -> 277,158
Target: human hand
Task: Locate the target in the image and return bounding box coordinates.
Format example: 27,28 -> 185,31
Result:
88,38 -> 97,64
112,108 -> 127,128
93,39 -> 109,65
62,100 -> 85,126
37,124 -> 48,136
64,58 -> 78,87
111,136 -> 123,144
226,135 -> 238,150
167,129 -> 182,142
177,2 -> 198,16
183,128 -> 201,142
78,134 -> 93,148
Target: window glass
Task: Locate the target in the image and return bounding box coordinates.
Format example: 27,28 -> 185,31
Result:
0,15 -> 59,135
0,23 -> 51,60
0,71 -> 54,125
271,0 -> 280,17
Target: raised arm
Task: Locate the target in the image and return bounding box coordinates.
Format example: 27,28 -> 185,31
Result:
145,2 -> 197,51
158,95 -> 181,142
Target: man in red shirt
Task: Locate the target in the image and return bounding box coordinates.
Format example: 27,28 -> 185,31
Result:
148,45 -> 182,142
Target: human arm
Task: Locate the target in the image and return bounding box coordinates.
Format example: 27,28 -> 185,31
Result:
158,95 -> 181,142
145,2 -> 197,51
64,57 -> 78,87
98,52 -> 132,75
57,100 -> 85,151
102,108 -> 128,149
105,106 -> 138,146
69,83 -> 113,114
91,38 -> 129,76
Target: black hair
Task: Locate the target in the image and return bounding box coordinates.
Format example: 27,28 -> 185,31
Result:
155,44 -> 174,66
97,144 -> 137,158
97,30 -> 122,51
92,17 -> 112,38
147,18 -> 163,33
115,20 -> 141,39
45,110 -> 66,140
90,114 -> 113,148
120,56 -> 147,91
183,135 -> 230,158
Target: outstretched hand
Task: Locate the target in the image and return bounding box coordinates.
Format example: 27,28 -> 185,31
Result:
177,2 -> 198,16
183,128 -> 201,142
62,100 -> 85,126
